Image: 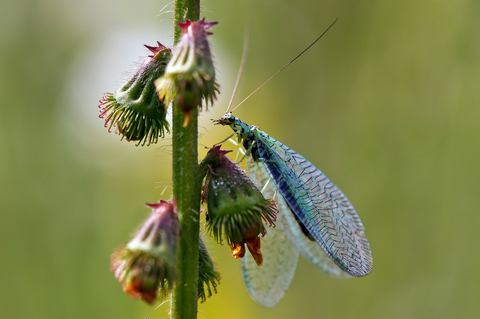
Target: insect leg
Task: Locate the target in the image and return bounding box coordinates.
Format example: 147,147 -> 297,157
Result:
261,177 -> 272,194
236,139 -> 256,164
214,133 -> 236,145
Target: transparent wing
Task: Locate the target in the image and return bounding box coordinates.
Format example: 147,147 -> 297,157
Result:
250,161 -> 351,279
240,160 -> 299,307
255,132 -> 373,277
241,225 -> 299,307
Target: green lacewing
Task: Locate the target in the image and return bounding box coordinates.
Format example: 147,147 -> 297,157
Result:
213,18 -> 372,307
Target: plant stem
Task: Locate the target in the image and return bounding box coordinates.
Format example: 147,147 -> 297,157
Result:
174,0 -> 200,41
171,1 -> 201,318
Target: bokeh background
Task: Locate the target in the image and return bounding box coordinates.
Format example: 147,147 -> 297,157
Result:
2,0 -> 479,318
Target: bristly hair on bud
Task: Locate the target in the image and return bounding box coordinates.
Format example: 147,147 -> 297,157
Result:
155,18 -> 219,127
197,237 -> 221,303
201,145 -> 277,266
99,42 -> 172,146
110,200 -> 180,304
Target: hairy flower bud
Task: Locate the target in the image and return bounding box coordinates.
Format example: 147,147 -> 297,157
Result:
201,145 -> 277,266
110,200 -> 179,304
99,42 -> 171,146
155,18 -> 219,126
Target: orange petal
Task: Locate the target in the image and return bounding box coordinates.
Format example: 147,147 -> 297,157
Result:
245,237 -> 263,266
183,112 -> 191,127
123,283 -> 157,305
230,242 -> 246,259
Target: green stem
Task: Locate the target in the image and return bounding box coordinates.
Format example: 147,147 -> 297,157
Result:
174,0 -> 201,41
171,1 -> 201,318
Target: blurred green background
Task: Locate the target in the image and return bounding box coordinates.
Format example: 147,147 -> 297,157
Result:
2,0 -> 479,318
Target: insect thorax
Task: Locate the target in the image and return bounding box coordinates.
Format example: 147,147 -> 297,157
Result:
227,117 -> 259,162
215,115 -> 261,161
242,134 -> 260,162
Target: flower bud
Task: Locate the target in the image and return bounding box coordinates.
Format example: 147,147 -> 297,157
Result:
155,18 -> 219,126
99,42 -> 171,146
197,238 -> 221,302
110,200 -> 179,304
201,145 -> 277,266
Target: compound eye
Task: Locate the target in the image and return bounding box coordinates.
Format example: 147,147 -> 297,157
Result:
229,115 -> 235,121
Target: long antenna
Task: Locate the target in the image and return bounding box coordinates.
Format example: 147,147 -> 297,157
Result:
225,27 -> 250,114
229,18 -> 338,114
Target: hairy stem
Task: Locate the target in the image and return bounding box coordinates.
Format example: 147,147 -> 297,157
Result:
170,0 -> 201,318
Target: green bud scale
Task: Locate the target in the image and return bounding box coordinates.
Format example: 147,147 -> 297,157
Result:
110,200 -> 180,304
197,237 -> 221,302
155,18 -> 219,126
99,42 -> 171,146
201,145 -> 277,246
